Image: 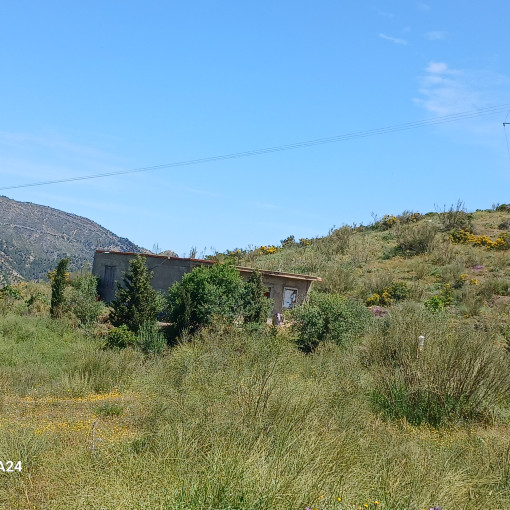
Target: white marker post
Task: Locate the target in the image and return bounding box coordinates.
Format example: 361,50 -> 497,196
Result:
417,335 -> 425,358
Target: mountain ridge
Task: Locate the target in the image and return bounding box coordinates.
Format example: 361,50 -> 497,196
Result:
0,195 -> 144,284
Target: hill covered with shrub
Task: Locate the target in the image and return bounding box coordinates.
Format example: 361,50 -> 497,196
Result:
0,195 -> 143,284
3,202 -> 510,508
222,203 -> 510,328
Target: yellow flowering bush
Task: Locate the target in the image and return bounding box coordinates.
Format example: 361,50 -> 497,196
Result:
258,245 -> 279,255
450,230 -> 508,249
381,215 -> 398,229
366,282 -> 409,306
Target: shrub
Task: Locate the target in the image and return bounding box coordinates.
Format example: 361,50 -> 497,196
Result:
49,258 -> 69,319
241,271 -> 272,324
0,285 -> 24,314
280,235 -> 297,248
368,303 -> 510,426
397,211 -> 422,224
380,215 -> 398,230
110,255 -> 163,333
424,284 -> 453,312
394,222 -> 437,256
291,292 -> 371,352
449,229 -> 476,244
449,230 -> 508,250
478,277 -> 510,300
105,325 -> 137,349
167,262 -> 245,338
456,286 -> 484,317
328,225 -> 353,254
137,321 -> 166,355
437,201 -> 472,231
365,281 -> 409,306
66,273 -> 104,326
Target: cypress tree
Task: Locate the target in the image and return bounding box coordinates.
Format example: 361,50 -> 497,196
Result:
110,255 -> 161,333
50,258 -> 70,319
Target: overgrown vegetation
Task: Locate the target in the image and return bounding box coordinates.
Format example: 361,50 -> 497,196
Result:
166,263 -> 271,340
49,257 -> 69,319
2,204 -> 510,508
291,291 -> 371,352
110,255 -> 163,333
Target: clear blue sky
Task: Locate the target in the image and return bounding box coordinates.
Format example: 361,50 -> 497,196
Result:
1,1 -> 509,256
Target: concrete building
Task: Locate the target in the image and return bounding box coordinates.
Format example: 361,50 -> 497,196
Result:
92,250 -> 321,315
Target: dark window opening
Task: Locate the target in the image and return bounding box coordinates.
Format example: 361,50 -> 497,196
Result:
104,266 -> 116,289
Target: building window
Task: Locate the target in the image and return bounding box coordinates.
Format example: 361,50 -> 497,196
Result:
264,286 -> 272,299
282,287 -> 298,309
104,265 -> 117,289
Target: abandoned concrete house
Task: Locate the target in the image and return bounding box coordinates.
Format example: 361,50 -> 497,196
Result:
92,250 -> 321,316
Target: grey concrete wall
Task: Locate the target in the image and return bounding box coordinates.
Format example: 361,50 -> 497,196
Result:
92,251 -> 316,315
92,252 -> 209,303
239,271 -> 312,315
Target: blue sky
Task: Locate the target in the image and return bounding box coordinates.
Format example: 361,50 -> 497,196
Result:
1,1 -> 510,256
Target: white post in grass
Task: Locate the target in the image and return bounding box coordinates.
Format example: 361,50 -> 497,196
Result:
417,335 -> 425,358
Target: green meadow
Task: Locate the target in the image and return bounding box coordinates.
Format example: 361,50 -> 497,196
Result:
2,206 -> 510,509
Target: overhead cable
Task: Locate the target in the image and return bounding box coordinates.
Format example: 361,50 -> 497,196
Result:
1,103 -> 509,191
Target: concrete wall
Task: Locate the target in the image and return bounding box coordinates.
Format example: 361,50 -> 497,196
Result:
92,251 -> 318,315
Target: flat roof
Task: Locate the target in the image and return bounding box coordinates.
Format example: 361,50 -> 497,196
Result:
95,250 -> 322,282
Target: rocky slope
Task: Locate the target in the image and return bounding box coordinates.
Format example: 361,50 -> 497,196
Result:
0,195 -> 142,284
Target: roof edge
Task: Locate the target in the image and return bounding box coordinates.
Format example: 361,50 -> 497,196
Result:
94,250 -> 322,281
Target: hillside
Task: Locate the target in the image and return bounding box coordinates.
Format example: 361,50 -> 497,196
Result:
0,195 -> 142,284
217,204 -> 510,326
3,203 -> 510,508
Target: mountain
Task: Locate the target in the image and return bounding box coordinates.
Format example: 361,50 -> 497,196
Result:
0,195 -> 143,285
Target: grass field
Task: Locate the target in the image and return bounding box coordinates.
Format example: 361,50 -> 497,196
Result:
2,207 -> 510,509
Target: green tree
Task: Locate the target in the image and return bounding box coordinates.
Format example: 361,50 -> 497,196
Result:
167,262 -> 245,337
242,270 -> 272,324
66,272 -> 104,326
50,258 -> 69,318
110,255 -> 162,333
291,292 -> 371,352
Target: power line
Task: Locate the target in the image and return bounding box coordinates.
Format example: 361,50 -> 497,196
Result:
2,103 -> 510,192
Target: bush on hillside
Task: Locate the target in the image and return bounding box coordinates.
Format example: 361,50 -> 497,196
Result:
136,321 -> 166,354
424,284 -> 454,312
366,281 -> 410,306
367,303 -> 510,426
291,292 -> 371,353
437,201 -> 472,231
394,222 -> 438,256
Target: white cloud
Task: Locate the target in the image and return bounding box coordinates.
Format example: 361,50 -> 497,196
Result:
416,2 -> 430,11
425,61 -> 452,74
415,61 -> 510,116
374,8 -> 394,19
379,33 -> 408,45
425,31 -> 447,41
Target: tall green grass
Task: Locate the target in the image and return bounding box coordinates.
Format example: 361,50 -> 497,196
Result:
2,317 -> 510,508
